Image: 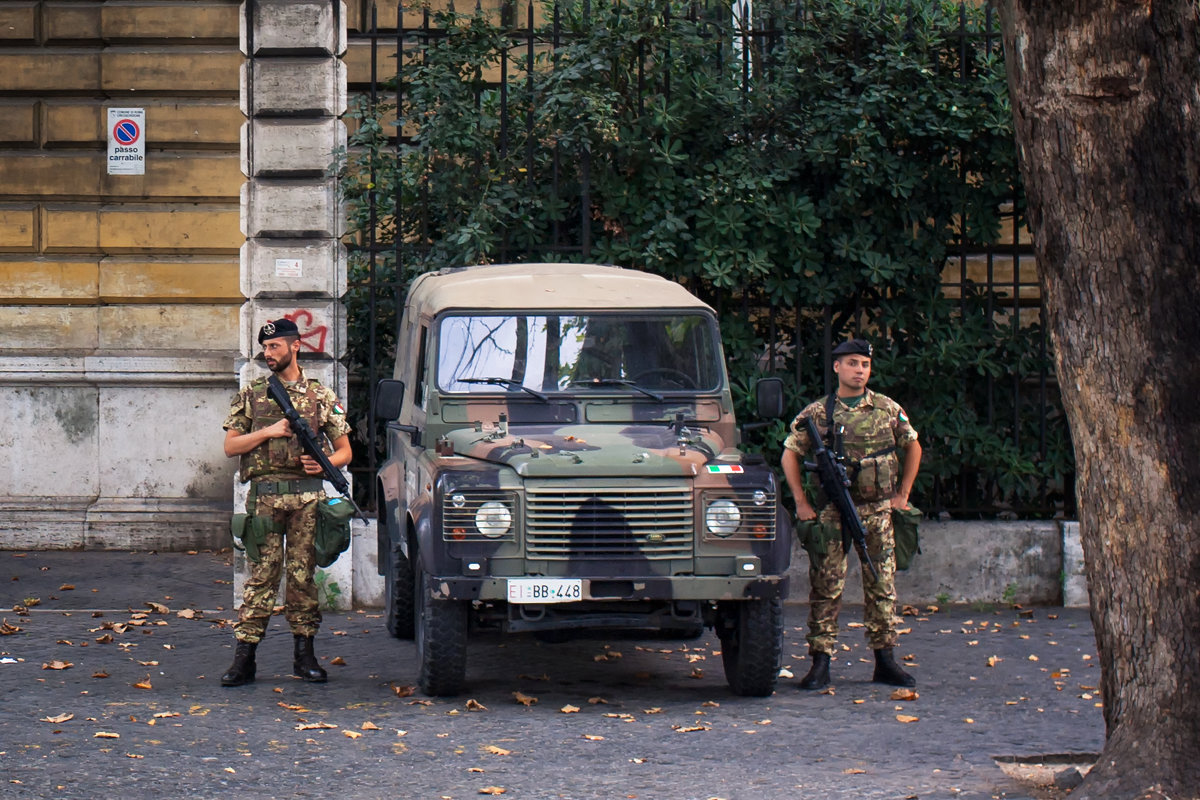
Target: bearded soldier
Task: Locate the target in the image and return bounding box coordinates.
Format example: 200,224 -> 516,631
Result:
220,318 -> 352,686
781,338 -> 922,690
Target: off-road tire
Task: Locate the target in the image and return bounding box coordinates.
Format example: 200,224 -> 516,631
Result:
384,540 -> 415,639
414,560 -> 469,697
719,598 -> 783,697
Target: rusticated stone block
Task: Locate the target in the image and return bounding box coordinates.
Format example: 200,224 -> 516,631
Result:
240,239 -> 346,299
242,0 -> 346,57
241,117 -> 346,178
241,179 -> 344,239
240,58 -> 346,117
240,300 -> 347,361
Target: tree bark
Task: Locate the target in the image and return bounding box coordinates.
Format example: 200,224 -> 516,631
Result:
999,2 -> 1200,797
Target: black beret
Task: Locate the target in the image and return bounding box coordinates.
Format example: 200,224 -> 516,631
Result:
831,338 -> 872,358
258,318 -> 300,344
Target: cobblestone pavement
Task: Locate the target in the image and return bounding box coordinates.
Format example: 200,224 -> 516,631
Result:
1,551 -> 1103,800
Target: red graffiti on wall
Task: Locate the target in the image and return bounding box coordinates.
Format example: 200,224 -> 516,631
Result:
284,310 -> 328,353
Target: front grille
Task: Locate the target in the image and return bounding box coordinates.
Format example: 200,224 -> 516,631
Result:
525,483 -> 694,560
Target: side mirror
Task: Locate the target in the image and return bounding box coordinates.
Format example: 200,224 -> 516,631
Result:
375,379 -> 406,421
755,377 -> 785,420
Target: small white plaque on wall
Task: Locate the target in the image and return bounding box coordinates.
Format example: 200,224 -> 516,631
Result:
275,259 -> 303,278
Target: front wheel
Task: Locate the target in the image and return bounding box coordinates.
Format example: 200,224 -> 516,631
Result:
414,559 -> 469,697
384,540 -> 415,639
718,598 -> 783,697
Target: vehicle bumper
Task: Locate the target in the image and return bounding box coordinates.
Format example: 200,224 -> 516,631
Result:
427,573 -> 790,603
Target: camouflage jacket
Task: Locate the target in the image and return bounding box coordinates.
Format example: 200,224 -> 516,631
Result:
223,368 -> 351,482
783,389 -> 918,506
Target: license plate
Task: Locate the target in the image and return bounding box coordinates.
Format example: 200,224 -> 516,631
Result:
507,578 -> 583,604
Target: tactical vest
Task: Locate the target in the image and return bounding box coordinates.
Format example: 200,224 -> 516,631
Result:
824,393 -> 900,504
239,378 -> 325,481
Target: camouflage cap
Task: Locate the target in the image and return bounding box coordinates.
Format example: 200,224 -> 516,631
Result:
832,338 -> 872,358
258,318 -> 299,344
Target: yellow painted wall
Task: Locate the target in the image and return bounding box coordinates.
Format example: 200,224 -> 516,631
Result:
0,0 -> 244,349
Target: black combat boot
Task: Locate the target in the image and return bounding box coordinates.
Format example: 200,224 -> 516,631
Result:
872,647 -> 916,687
798,652 -> 831,690
293,635 -> 328,683
220,640 -> 258,687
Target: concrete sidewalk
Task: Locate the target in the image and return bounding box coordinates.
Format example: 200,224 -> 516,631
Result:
1,550 -> 1103,800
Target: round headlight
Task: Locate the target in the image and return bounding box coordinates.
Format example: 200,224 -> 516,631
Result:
475,501 -> 512,538
705,499 -> 741,537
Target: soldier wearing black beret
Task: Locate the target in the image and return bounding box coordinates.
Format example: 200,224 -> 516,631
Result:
781,337 -> 923,690
219,318 -> 353,687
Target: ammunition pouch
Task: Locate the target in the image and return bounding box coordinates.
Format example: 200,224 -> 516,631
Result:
315,496 -> 355,568
230,512 -> 278,564
796,518 -> 842,561
892,505 -> 922,571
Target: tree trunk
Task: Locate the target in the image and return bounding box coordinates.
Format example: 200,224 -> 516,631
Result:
999,2 -> 1200,797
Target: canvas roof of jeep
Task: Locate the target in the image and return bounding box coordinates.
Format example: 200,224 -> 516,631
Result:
407,263 -> 714,318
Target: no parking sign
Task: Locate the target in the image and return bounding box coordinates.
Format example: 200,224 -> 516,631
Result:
107,108 -> 145,175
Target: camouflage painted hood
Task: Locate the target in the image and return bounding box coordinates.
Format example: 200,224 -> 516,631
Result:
443,423 -> 731,477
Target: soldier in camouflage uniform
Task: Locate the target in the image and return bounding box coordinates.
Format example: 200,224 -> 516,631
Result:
781,338 -> 922,690
219,318 -> 352,687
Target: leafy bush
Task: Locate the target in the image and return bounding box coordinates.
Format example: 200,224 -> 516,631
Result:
340,0 -> 1073,517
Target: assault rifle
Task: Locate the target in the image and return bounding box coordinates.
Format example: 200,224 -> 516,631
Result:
266,375 -> 366,522
803,415 -> 879,582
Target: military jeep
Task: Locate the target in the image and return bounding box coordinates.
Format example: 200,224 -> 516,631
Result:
374,264 -> 791,697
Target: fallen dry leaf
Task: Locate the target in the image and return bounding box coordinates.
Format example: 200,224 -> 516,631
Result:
890,688 -> 919,701
91,671 -> 109,679
987,656 -> 1001,667
361,721 -> 380,731
391,684 -> 416,698
465,699 -> 488,712
581,734 -> 605,741
343,730 -> 362,739
560,705 -> 580,714
60,584 -> 75,591
133,678 -> 152,690
895,714 -> 920,724
153,712 -> 179,719
689,668 -> 704,679
517,673 -> 550,681
819,686 -> 836,696
94,731 -> 120,739
95,633 -> 114,644
295,722 -> 337,731
40,713 -> 74,724
176,609 -> 197,620
146,602 -> 170,615
844,768 -> 867,774
330,656 -> 346,666
483,745 -> 512,756
587,697 -> 608,705
278,702 -> 310,712
513,691 -> 538,707
643,707 -> 663,715
126,753 -> 144,759
42,660 -> 73,671
0,619 -> 22,635
671,725 -> 711,733
479,788 -> 506,796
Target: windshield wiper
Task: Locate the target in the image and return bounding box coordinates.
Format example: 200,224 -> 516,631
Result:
570,378 -> 664,403
458,377 -> 549,403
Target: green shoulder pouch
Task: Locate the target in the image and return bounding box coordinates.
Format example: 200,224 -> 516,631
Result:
797,518 -> 841,560
315,496 -> 354,568
892,505 -> 922,571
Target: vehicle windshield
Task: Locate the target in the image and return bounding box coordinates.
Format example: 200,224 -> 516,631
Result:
437,313 -> 723,395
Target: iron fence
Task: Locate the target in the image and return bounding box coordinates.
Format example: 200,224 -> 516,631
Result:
342,0 -> 1074,519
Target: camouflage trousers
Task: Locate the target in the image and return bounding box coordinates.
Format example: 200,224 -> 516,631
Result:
806,502 -> 899,656
234,492 -> 323,643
